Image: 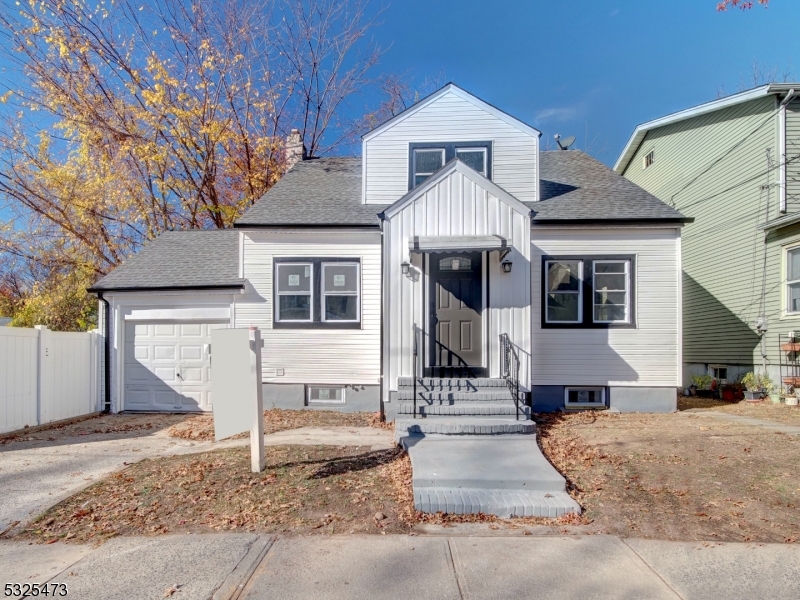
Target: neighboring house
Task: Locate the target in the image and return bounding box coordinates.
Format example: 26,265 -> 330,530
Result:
615,84 -> 800,387
90,83 -> 689,416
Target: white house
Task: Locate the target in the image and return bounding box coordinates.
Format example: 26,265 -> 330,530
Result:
90,84 -> 690,417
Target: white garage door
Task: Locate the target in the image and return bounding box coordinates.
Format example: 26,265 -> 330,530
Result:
124,321 -> 227,412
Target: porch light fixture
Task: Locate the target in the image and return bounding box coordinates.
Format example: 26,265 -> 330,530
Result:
501,259 -> 512,273
401,261 -> 411,275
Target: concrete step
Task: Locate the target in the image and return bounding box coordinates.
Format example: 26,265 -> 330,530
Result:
395,417 -> 535,441
397,377 -> 507,389
397,402 -> 531,417
414,487 -> 580,518
395,390 -> 514,401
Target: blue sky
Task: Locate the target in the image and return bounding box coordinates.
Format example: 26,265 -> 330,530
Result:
366,0 -> 800,165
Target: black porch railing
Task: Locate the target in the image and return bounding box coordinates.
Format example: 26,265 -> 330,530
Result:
412,325 -> 419,419
500,333 -> 522,420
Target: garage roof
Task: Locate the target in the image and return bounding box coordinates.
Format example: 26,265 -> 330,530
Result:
88,230 -> 244,293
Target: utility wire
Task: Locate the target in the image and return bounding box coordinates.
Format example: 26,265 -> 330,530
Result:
668,104 -> 786,207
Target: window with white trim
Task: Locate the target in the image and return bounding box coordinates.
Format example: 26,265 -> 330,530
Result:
307,385 -> 346,405
565,387 -> 605,407
455,147 -> 487,176
275,262 -> 313,322
409,141 -> 492,189
412,148 -> 445,187
643,150 -> 655,169
322,262 -> 360,322
542,255 -> 636,328
274,258 -> 361,329
787,247 -> 800,314
593,260 -> 630,324
710,365 -> 728,383
545,260 -> 582,323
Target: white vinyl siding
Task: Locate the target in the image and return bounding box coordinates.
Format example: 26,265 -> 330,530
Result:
237,230 -> 381,384
383,166 -> 531,394
364,89 -> 538,204
531,227 -> 681,387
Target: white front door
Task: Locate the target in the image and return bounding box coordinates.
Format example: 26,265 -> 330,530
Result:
124,321 -> 226,411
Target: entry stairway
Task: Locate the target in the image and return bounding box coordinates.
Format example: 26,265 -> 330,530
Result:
394,377 -> 581,518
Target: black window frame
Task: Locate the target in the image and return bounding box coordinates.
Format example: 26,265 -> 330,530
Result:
541,254 -> 636,329
273,257 -> 362,329
408,141 -> 493,190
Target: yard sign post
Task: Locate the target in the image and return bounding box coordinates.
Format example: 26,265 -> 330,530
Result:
210,326 -> 265,473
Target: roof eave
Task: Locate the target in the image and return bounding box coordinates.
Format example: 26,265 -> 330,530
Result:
531,217 -> 693,226
613,84 -> 779,174
88,283 -> 246,294
233,222 -> 380,229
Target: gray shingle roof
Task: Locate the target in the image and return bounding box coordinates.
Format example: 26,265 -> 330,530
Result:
236,152 -> 688,227
88,230 -> 244,292
533,151 -> 690,223
235,157 -> 388,227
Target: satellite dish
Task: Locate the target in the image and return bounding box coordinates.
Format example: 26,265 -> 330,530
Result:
556,135 -> 576,150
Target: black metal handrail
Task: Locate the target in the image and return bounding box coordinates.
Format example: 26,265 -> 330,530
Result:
412,326 -> 419,419
500,333 -> 522,420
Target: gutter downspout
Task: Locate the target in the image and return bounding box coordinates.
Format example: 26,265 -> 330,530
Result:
377,212 -> 386,421
779,89 -> 797,214
97,293 -> 111,413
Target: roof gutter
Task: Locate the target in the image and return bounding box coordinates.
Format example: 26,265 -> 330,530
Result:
531,217 -> 694,226
87,283 -> 246,293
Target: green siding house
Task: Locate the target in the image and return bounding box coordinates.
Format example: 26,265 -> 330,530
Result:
615,84 -> 800,388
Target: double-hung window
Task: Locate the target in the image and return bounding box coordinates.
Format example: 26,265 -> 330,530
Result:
275,263 -> 313,322
786,247 -> 800,315
593,261 -> 630,324
274,258 -> 361,328
322,262 -> 360,322
545,260 -> 582,323
542,255 -> 636,328
409,142 -> 492,189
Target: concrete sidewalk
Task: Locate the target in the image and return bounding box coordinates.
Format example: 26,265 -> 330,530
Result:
1,533 -> 798,599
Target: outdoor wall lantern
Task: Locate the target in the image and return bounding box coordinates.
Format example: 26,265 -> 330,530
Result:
501,259 -> 513,273
401,261 -> 411,275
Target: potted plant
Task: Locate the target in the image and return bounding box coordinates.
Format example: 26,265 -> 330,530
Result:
768,383 -> 782,405
741,372 -> 771,402
691,375 -> 714,398
787,386 -> 799,407
721,383 -> 736,401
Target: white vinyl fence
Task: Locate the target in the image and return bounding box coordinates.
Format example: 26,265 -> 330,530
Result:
0,325 -> 102,434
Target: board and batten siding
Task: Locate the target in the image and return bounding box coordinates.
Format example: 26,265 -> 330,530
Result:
531,227 -> 681,387
623,95 -> 778,366
383,167 -> 531,394
237,230 -> 381,385
363,89 -> 538,204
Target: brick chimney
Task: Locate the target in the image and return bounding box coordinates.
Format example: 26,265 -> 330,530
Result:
285,128 -> 306,170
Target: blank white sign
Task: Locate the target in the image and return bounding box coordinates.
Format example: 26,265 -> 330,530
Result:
211,328 -> 257,441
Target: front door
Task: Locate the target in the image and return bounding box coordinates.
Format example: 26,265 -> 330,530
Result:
428,252 -> 485,377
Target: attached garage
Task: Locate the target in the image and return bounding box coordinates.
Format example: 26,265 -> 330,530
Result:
88,230 -> 246,413
124,321 -> 227,412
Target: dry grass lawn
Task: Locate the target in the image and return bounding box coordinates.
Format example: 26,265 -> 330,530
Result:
678,395 -> 800,426
536,410 -> 800,543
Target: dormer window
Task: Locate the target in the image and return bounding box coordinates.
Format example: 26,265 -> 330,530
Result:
409,141 -> 492,189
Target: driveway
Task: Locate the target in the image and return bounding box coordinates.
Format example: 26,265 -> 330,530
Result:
0,414 -> 215,534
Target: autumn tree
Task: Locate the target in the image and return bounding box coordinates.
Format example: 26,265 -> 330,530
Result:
717,0 -> 769,10
0,0 -> 384,330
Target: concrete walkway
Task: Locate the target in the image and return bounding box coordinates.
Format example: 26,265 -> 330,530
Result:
681,409 -> 800,434
2,533 -> 798,599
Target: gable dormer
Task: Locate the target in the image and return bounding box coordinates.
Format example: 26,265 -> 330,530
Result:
362,84 -> 541,204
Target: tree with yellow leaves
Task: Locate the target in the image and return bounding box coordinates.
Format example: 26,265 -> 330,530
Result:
0,0 -> 383,329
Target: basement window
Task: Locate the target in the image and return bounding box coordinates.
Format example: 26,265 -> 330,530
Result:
643,150 -> 655,169
565,387 -> 605,408
709,365 -> 728,383
307,385 -> 345,405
